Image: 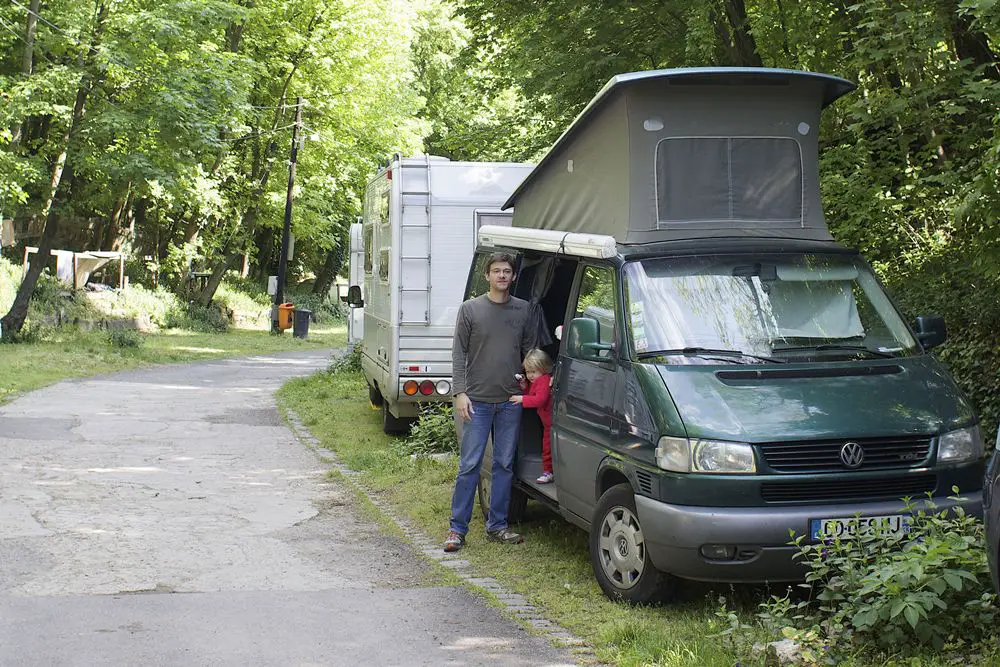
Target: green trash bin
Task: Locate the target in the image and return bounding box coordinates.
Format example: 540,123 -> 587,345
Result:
292,308 -> 312,339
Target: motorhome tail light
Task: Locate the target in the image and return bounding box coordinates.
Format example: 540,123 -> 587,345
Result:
386,168 -> 392,181
419,380 -> 434,396
403,380 -> 419,396
435,380 -> 451,395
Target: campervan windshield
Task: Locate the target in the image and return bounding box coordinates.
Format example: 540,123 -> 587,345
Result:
623,254 -> 919,363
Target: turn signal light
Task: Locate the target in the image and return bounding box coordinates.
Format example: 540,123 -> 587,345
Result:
403,380 -> 419,396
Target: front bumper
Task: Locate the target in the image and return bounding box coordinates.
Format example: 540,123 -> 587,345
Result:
635,493 -> 983,583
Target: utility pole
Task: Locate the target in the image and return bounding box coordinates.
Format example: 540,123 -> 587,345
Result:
272,96 -> 303,334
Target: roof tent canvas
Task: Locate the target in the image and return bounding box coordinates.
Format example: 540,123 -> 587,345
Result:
503,68 -> 855,244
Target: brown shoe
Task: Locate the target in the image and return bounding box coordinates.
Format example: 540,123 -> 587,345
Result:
443,531 -> 465,553
486,528 -> 524,544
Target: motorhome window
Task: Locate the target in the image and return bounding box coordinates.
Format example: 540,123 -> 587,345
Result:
363,225 -> 374,275
656,137 -> 802,223
377,190 -> 390,227
378,248 -> 390,283
573,265 -> 617,353
623,254 -> 919,363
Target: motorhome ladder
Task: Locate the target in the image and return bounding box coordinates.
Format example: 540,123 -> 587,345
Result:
398,155 -> 432,324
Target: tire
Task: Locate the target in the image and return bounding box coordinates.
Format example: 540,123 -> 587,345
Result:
382,402 -> 411,436
590,483 -> 675,604
477,433 -> 527,524
368,384 -> 384,407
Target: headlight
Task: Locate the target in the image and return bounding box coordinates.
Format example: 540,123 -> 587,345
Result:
656,436 -> 756,474
937,425 -> 983,463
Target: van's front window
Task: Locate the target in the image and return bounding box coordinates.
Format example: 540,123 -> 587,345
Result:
623,255 -> 919,364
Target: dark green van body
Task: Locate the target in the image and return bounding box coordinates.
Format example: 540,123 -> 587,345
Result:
480,236 -> 983,583
467,67 -> 985,591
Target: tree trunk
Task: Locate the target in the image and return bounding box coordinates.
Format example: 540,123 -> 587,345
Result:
1,1 -> 108,339
195,253 -> 239,307
947,2 -> 1000,80
723,0 -> 763,67
9,0 -> 41,146
312,246 -> 343,296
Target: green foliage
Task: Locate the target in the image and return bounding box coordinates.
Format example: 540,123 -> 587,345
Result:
397,402 -> 457,457
286,290 -> 346,324
105,328 -> 144,349
330,343 -> 363,373
755,493 -> 999,662
165,303 -> 231,333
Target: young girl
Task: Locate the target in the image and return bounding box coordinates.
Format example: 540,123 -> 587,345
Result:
510,349 -> 554,483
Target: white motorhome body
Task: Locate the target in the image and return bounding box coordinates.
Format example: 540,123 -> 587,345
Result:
346,222 -> 365,345
355,156 -> 532,433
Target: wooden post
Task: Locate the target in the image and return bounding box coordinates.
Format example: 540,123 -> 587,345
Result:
118,254 -> 124,289
22,247 -> 29,276
73,254 -> 79,289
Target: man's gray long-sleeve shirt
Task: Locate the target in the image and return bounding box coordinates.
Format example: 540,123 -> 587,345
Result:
452,294 -> 535,403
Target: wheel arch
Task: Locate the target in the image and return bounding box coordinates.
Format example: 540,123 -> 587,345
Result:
596,458 -> 634,502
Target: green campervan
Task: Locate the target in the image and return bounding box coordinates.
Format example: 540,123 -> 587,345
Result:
466,68 -> 985,603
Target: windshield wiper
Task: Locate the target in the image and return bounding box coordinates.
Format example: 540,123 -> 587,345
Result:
638,347 -> 786,364
773,344 -> 898,359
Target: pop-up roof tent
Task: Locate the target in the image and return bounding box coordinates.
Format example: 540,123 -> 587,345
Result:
502,68 -> 855,244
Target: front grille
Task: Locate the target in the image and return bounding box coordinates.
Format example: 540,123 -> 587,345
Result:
759,437 -> 932,473
761,474 -> 936,503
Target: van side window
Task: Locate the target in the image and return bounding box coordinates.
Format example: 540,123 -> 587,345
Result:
573,265 -> 617,349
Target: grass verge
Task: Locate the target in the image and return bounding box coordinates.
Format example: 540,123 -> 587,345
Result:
0,325 -> 345,404
280,367 -> 1000,667
278,368 -> 759,666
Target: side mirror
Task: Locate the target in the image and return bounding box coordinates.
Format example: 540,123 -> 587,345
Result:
567,317 -> 612,362
347,285 -> 364,308
914,315 -> 946,349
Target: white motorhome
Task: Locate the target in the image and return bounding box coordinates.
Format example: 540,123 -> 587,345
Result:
347,155 -> 533,434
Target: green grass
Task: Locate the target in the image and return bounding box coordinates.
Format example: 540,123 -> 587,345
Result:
278,369 -> 760,666
279,368 -> 1000,667
0,324 -> 345,404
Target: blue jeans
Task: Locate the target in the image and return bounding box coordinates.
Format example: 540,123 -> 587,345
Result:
449,400 -> 522,535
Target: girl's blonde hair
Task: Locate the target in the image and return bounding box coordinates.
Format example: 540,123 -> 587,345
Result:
523,348 -> 553,374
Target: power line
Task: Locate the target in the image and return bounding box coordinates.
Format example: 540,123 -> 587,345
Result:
0,15 -> 58,67
9,0 -> 75,43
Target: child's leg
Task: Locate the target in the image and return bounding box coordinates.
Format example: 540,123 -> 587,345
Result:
541,427 -> 553,475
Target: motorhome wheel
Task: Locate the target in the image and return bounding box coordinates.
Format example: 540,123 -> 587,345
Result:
381,403 -> 411,436
590,484 -> 675,604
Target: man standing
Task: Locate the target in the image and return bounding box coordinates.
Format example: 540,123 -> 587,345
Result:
444,252 -> 534,552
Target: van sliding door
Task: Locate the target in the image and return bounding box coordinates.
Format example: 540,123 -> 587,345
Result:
553,264 -> 619,521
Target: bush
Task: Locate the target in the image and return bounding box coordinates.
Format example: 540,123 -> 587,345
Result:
165,303 -> 231,333
330,343 -> 362,373
397,403 -> 457,457
285,290 -> 347,324
756,491 -> 998,662
106,328 -> 144,349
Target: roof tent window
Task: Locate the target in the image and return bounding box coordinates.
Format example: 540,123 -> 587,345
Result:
656,137 -> 803,224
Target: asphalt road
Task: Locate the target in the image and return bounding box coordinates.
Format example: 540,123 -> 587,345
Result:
0,350 -> 575,666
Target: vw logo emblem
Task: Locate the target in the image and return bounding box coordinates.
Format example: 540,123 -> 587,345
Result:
840,441 -> 865,469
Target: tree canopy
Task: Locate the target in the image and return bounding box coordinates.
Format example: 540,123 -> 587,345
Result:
1,0 -> 999,430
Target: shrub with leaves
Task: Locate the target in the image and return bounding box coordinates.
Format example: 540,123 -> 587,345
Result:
757,491 -> 998,662
106,328 -> 144,349
398,403 -> 457,457
165,303 -> 231,333
330,344 -> 363,374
